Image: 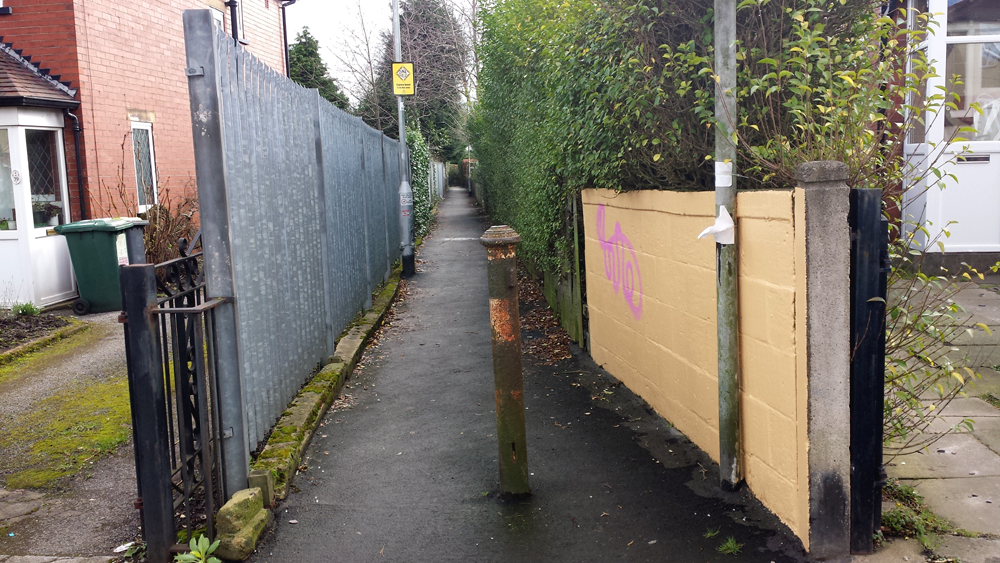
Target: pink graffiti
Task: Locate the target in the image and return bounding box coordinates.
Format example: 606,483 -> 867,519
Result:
596,204 -> 642,320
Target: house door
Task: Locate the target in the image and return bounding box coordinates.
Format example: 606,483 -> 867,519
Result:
910,1 -> 1000,253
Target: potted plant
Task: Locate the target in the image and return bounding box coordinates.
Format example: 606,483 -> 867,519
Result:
0,216 -> 10,230
31,201 -> 60,227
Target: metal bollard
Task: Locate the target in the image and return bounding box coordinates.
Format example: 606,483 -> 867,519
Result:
480,225 -> 530,496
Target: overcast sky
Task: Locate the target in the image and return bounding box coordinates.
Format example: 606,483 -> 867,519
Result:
284,0 -> 393,104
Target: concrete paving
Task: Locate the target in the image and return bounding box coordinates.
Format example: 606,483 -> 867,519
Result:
247,189 -> 808,563
884,280 -> 1000,540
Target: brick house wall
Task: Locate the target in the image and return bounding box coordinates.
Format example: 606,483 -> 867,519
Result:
0,0 -> 287,220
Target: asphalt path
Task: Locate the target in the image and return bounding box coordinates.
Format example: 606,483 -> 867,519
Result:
248,188 -> 808,563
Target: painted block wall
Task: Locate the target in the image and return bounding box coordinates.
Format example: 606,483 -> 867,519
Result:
581,188 -> 810,548
1,0 -> 285,220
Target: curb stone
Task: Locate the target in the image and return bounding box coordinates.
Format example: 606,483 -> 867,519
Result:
0,319 -> 89,366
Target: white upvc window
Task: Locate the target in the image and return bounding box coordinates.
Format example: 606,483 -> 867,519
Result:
130,121 -> 157,211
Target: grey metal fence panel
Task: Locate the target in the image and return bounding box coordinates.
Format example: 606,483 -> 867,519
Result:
190,15 -> 404,446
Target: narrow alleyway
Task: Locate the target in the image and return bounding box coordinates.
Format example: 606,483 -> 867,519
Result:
248,188 -> 806,562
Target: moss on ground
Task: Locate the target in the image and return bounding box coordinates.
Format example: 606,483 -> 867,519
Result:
1,374 -> 131,489
881,478 -> 982,550
0,323 -> 93,385
982,393 -> 1000,409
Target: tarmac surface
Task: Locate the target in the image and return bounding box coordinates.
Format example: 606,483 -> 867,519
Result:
247,189 -> 808,563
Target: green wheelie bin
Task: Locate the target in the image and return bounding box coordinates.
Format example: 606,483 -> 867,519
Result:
54,218 -> 148,315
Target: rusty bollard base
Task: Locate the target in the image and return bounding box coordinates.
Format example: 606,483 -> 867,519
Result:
481,225 -> 531,496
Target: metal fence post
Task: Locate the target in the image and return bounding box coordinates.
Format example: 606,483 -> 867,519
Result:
183,9 -> 249,498
121,264 -> 174,563
849,188 -> 888,554
481,225 -> 530,496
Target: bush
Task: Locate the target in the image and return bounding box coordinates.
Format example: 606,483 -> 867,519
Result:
99,132 -> 198,265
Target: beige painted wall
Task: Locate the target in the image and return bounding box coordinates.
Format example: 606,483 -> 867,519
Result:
581,188 -> 810,548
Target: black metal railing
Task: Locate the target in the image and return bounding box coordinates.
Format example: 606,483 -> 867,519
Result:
121,233 -> 226,563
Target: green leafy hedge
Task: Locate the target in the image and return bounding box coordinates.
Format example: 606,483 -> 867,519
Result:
408,126 -> 433,238
472,0 -> 877,271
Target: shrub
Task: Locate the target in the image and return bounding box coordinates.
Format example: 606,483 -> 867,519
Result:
11,302 -> 40,317
408,125 -> 434,238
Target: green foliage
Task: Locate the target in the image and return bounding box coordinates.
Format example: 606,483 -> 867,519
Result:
174,535 -> 221,563
407,126 -> 434,238
11,302 -> 40,316
289,28 -> 350,110
716,536 -> 743,555
472,0 -> 875,271
703,527 -> 720,538
882,478 -> 957,545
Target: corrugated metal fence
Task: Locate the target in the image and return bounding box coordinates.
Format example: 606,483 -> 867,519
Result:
430,160 -> 446,201
183,10 -> 403,490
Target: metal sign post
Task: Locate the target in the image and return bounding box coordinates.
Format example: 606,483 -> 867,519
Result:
393,0 -> 415,277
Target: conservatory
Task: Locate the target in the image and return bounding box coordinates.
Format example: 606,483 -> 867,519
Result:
0,50 -> 78,308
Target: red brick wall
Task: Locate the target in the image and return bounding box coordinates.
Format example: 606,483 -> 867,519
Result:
0,0 -> 287,220
1,0 -> 86,218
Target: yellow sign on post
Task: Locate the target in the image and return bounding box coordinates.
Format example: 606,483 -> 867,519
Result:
392,62 -> 415,96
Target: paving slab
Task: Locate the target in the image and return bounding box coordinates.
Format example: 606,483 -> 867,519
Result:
844,538 -> 926,563
966,368 -> 1000,397
971,417 -> 1000,455
947,322 -> 1000,346
901,477 -> 1000,535
932,535 -> 1000,563
959,345 -> 1000,369
888,434 -> 1000,478
953,287 -> 1000,326
939,397 -> 1000,418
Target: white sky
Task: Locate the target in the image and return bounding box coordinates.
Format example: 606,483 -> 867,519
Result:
284,0 -> 393,104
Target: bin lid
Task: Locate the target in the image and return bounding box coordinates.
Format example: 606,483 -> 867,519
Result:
54,217 -> 145,234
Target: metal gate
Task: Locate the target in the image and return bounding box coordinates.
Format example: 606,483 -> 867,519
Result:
848,188 -> 890,554
121,234 -> 225,562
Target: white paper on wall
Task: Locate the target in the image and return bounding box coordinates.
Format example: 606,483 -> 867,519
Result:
697,205 -> 735,245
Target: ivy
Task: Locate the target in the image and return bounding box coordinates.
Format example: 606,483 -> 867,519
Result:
407,126 -> 434,238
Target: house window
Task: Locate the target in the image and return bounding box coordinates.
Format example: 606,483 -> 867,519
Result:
131,122 -> 157,210
0,129 -> 13,230
235,1 -> 248,44
906,0 -> 930,144
26,129 -> 65,228
942,1 -> 1000,142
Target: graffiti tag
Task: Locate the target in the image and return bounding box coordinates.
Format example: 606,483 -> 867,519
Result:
596,204 -> 642,319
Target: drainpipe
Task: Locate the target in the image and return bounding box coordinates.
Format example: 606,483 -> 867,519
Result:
225,0 -> 240,41
280,0 -> 297,77
63,109 -> 86,220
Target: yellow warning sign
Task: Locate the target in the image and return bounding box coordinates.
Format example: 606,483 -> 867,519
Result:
392,63 -> 415,96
